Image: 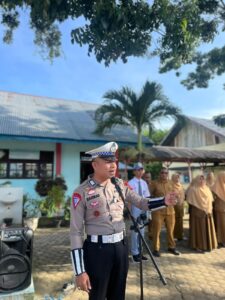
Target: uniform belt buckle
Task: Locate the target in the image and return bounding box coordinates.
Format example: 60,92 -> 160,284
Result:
102,235 -> 111,243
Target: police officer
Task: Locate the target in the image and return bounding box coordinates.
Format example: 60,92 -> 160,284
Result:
70,142 -> 177,300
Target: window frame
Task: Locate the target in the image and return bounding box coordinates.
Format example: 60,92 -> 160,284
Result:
0,150 -> 54,179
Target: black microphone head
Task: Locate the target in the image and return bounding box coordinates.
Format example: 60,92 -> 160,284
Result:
111,177 -> 117,185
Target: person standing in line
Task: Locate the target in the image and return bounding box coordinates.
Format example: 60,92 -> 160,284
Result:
128,162 -> 150,262
143,172 -> 153,191
143,172 -> 154,240
186,175 -> 217,253
211,171 -> 225,248
171,173 -> 186,241
70,142 -> 177,300
206,171 -> 215,190
151,167 -> 180,257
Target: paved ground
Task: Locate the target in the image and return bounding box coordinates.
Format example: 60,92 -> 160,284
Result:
9,215 -> 225,300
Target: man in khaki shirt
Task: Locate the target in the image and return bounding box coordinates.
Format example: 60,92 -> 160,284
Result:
70,142 -> 177,300
151,167 -> 180,257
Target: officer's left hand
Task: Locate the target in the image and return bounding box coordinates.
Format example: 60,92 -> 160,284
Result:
165,192 -> 178,206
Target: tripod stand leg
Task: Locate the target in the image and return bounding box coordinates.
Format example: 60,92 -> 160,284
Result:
138,234 -> 144,300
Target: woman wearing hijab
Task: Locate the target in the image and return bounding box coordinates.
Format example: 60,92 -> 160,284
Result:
186,175 -> 217,252
211,171 -> 225,248
206,171 -> 215,190
171,173 -> 185,241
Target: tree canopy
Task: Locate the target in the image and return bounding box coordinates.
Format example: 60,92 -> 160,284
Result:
1,0 -> 225,88
94,80 -> 182,151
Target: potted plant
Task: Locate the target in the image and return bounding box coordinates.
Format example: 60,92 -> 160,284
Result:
36,176 -> 68,227
23,194 -> 41,231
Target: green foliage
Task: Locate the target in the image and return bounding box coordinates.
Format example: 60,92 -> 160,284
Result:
144,128 -> 169,145
35,176 -> 68,217
63,196 -> 71,221
95,80 -> 182,151
35,176 -> 67,197
213,114 -> 225,127
0,0 -> 222,86
23,194 -> 41,218
39,185 -> 66,217
145,162 -> 162,180
1,1 -> 225,88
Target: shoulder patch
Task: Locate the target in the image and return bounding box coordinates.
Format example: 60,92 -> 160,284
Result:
72,192 -> 82,209
124,181 -> 133,190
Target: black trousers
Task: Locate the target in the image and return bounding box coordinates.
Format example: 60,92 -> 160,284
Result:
83,237 -> 129,300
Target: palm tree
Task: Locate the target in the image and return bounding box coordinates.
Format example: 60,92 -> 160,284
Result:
94,80 -> 182,152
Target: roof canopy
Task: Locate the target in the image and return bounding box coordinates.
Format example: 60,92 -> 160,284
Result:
120,146 -> 225,163
146,146 -> 225,163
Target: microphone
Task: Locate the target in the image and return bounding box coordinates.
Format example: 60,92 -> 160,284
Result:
111,177 -> 123,196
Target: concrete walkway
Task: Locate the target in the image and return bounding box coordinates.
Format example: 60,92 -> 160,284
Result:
30,216 -> 225,300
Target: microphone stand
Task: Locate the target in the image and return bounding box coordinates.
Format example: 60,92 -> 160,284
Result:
112,178 -> 167,300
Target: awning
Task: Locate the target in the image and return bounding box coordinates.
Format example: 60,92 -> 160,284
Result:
119,146 -> 225,163
144,146 -> 225,163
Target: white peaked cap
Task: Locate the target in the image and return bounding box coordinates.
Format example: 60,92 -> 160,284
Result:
85,142 -> 118,161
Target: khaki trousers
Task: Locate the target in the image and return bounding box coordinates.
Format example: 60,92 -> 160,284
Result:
152,211 -> 175,251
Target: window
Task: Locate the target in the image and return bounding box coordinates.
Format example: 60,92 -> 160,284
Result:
0,163 -> 7,178
9,163 -> 23,178
40,163 -> 53,178
0,150 -> 54,179
25,163 -> 38,178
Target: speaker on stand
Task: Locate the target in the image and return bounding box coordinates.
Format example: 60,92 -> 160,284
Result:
0,227 -> 33,294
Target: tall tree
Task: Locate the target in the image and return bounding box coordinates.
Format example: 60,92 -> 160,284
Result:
1,1 -> 224,89
0,2 -> 217,64
94,80 -> 182,151
148,129 -> 169,145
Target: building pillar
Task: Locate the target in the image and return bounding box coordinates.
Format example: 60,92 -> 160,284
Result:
56,143 -> 62,176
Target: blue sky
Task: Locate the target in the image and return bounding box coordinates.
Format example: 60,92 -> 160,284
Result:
0,13 -> 225,130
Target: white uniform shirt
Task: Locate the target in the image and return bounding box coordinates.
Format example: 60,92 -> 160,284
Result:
128,177 -> 150,218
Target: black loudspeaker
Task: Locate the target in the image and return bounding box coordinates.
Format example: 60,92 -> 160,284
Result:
0,227 -> 33,293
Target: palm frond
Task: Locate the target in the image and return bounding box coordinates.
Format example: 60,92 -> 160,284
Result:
93,80 -> 183,151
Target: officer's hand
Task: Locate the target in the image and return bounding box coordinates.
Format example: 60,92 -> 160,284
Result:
165,192 -> 177,206
75,272 -> 92,293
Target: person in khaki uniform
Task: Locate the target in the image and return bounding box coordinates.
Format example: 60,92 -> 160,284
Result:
151,168 -> 180,257
171,173 -> 186,241
70,142 -> 178,300
211,171 -> 225,248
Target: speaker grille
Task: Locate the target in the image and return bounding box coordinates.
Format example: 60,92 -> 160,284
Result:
0,254 -> 30,291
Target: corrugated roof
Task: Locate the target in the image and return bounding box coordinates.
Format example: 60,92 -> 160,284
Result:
187,116 -> 225,137
161,115 -> 225,145
0,91 -> 153,145
145,146 -> 225,163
